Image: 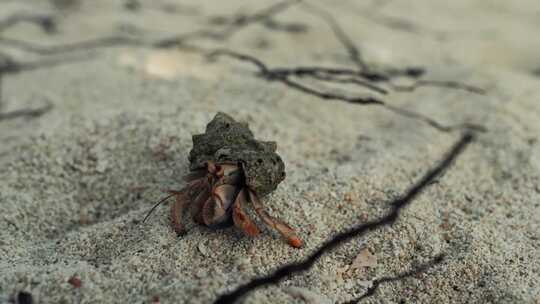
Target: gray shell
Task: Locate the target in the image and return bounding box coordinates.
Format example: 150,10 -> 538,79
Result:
188,112 -> 286,196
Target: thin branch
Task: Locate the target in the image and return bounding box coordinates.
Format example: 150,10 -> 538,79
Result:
0,53 -> 91,121
209,48 -> 383,105
0,35 -> 144,55
384,105 -> 487,133
341,254 -> 445,304
297,4 -> 485,96
0,51 -> 5,111
214,132 -> 475,304
299,3 -> 426,83
124,1 -> 201,16
0,99 -> 53,121
151,29 -> 221,49
301,2 -> 369,71
209,49 -> 271,74
209,49 -> 486,133
281,77 -> 384,105
0,53 -> 94,74
262,19 -> 308,33
0,0 -> 301,53
231,0 -> 301,28
0,3 -> 482,101
157,0 -> 301,47
0,74 -> 3,112
0,13 -> 56,33
274,68 -> 389,94
391,80 -> 486,95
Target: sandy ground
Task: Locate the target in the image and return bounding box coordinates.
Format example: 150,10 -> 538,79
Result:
1,1 -> 539,303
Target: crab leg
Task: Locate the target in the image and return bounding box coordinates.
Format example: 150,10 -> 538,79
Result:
168,174 -> 208,235
247,189 -> 303,248
213,162 -> 243,185
184,175 -> 209,195
183,169 -> 207,182
232,189 -> 260,237
167,189 -> 190,236
202,184 -> 237,227
191,186 -> 211,224
201,195 -> 215,226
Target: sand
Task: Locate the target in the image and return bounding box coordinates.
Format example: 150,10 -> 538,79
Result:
1,1 -> 539,303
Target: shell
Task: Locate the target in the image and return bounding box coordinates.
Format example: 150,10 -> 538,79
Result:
188,112 -> 286,196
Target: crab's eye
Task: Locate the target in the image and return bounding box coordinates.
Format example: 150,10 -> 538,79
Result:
257,158 -> 263,164
224,123 -> 231,129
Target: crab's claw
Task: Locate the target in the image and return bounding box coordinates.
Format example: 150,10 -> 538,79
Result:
247,189 -> 303,248
232,189 -> 261,236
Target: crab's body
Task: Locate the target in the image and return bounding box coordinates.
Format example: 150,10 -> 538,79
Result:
162,112 -> 302,248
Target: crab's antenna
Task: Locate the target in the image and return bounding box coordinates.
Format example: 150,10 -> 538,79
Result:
142,194 -> 175,223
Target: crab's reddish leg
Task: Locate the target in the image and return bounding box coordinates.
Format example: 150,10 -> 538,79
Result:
184,168 -> 214,224
213,162 -> 242,181
167,173 -> 208,235
201,195 -> 215,226
167,189 -> 189,236
202,184 -> 237,226
183,169 -> 207,182
232,189 -> 261,236
191,187 -> 210,224
206,161 -> 219,175
247,189 -> 303,248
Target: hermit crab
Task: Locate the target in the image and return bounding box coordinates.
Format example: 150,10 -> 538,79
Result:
144,112 -> 302,248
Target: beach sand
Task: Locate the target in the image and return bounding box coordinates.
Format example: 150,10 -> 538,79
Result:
1,1 -> 539,303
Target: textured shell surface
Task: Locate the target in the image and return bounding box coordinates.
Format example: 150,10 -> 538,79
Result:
188,112 -> 286,196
